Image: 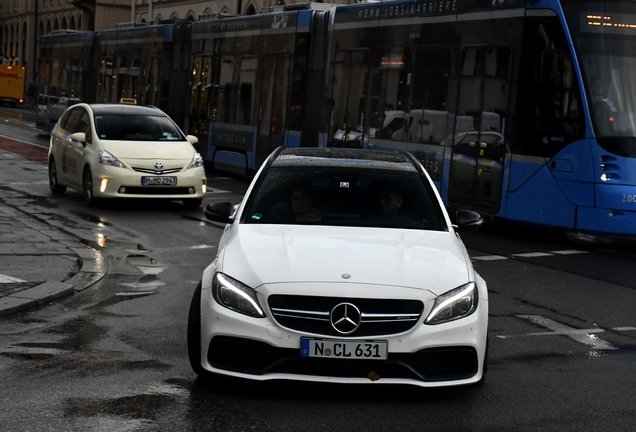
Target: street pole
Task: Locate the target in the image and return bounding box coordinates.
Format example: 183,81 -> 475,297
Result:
132,0 -> 135,23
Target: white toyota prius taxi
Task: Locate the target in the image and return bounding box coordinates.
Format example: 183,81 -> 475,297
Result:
48,103 -> 206,207
188,147 -> 488,387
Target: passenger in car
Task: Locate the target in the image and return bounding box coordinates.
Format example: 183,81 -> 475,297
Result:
271,187 -> 322,223
377,186 -> 404,215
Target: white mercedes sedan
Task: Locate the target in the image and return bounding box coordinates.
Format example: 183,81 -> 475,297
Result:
48,103 -> 206,208
188,147 -> 488,387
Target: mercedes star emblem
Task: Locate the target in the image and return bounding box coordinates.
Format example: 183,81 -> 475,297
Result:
330,302 -> 361,334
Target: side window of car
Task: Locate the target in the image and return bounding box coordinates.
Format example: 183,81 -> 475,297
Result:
63,108 -> 82,133
74,111 -> 92,144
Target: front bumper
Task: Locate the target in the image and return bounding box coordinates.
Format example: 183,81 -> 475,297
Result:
92,165 -> 206,199
198,282 -> 488,387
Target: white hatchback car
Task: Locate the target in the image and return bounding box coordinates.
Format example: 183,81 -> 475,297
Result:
48,103 -> 206,207
188,147 -> 488,387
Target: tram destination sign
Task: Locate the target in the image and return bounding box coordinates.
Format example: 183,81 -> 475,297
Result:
42,31 -> 93,46
333,0 -> 526,24
99,25 -> 171,43
193,13 -> 300,37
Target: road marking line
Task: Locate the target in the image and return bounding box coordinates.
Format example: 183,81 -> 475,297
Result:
512,252 -> 554,258
206,188 -> 231,194
472,255 -> 508,261
6,181 -> 48,185
0,274 -> 26,283
550,250 -> 588,255
189,244 -> 215,249
496,315 -> 629,350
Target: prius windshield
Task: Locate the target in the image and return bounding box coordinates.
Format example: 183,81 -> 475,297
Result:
94,114 -> 186,141
565,1 -> 636,156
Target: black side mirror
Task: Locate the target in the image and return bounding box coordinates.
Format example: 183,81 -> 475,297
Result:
455,209 -> 483,232
204,202 -> 233,224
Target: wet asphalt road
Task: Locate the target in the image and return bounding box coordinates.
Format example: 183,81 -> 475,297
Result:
1,107 -> 635,431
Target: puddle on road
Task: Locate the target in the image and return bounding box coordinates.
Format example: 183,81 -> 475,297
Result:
65,390 -> 179,421
46,316 -> 108,349
72,211 -> 113,226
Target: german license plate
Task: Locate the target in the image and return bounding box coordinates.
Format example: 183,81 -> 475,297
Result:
300,339 -> 388,360
142,176 -> 177,186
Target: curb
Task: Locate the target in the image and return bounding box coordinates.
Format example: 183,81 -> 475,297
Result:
0,185 -> 110,320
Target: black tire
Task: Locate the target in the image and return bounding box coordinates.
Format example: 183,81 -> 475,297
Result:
183,198 -> 203,209
83,166 -> 98,206
188,282 -> 206,376
48,158 -> 67,195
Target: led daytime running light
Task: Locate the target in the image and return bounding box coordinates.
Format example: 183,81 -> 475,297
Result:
216,273 -> 264,317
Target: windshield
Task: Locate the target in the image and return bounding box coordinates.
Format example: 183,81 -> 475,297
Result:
243,165 -> 446,231
94,114 -> 186,141
564,1 -> 636,156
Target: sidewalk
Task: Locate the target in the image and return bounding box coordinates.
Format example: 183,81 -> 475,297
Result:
0,135 -> 108,318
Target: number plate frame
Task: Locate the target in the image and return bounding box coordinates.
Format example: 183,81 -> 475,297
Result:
141,176 -> 177,186
300,338 -> 388,360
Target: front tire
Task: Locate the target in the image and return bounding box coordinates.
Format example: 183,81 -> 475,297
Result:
83,166 -> 98,207
187,282 -> 206,376
48,158 -> 66,195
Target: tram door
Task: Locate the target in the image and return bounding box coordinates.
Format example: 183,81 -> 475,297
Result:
256,54 -> 291,167
189,57 -> 211,140
329,49 -> 369,148
449,46 -> 511,213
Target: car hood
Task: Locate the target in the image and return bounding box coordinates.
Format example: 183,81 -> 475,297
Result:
219,224 -> 472,295
102,140 -> 194,160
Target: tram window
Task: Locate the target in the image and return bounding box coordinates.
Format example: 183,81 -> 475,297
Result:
144,57 -> 159,106
381,47 -> 451,145
331,50 -> 368,144
517,18 -> 584,158
212,57 -> 235,123
237,57 -> 257,126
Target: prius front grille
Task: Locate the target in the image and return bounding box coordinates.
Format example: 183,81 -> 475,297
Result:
133,167 -> 183,175
268,295 -> 423,337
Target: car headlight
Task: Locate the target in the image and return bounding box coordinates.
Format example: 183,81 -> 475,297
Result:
212,273 -> 265,318
425,282 -> 478,325
188,152 -> 204,169
98,150 -> 124,168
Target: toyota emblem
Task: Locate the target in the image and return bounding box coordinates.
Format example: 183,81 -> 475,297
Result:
154,162 -> 164,170
330,302 -> 361,334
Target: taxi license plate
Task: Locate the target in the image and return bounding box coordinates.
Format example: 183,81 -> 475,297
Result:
300,339 -> 388,360
142,176 -> 177,186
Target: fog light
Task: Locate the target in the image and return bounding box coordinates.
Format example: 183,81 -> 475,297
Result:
188,187 -> 195,194
100,178 -> 109,193
202,180 -> 207,194
118,187 -> 127,194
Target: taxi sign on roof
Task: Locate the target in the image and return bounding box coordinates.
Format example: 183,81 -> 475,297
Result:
119,98 -> 137,105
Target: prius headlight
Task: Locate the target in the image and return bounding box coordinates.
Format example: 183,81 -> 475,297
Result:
188,152 -> 204,169
98,150 -> 124,168
212,273 -> 264,318
425,282 -> 478,325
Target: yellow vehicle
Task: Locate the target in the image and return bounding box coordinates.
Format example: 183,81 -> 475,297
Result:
0,65 -> 25,107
